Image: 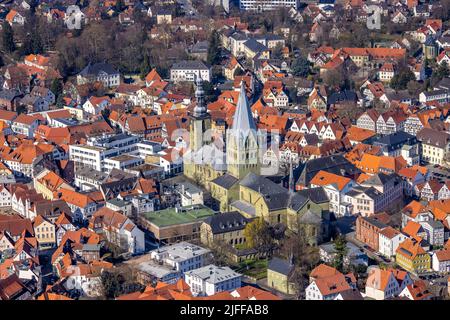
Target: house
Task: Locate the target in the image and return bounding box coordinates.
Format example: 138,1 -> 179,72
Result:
19,94 -> 49,113
34,169 -> 74,200
10,114 -> 39,138
356,109 -> 379,132
376,111 -> 406,135
239,0 -> 299,11
417,128 -> 450,166
77,62 -> 120,88
396,238 -> 431,274
365,267 -> 413,300
432,249 -> 450,273
310,170 -> 355,216
200,211 -> 250,248
267,257 -> 296,295
378,226 -> 407,258
0,274 -> 31,300
33,215 -> 56,249
398,280 -> 432,300
170,61 -> 211,83
355,216 -> 387,251
89,207 -> 145,254
30,86 -> 55,105
305,264 -> 357,300
57,188 -> 98,221
378,63 -> 395,83
82,96 -> 111,116
5,9 -> 25,25
184,264 -> 242,297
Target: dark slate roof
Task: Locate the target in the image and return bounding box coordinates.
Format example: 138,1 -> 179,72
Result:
417,128 -> 450,148
361,216 -> 387,229
372,131 -> 416,151
79,62 -> 119,77
203,211 -> 251,234
171,60 -> 209,70
240,172 -> 287,196
254,34 -> 284,41
362,172 -> 395,186
337,289 -> 364,300
268,257 -> 294,276
296,187 -> 329,204
296,155 -> 360,187
327,90 -> 357,105
211,174 -> 239,190
243,38 -> 268,53
190,41 -> 209,53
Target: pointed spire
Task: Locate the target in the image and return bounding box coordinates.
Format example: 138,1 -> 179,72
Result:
231,81 -> 256,133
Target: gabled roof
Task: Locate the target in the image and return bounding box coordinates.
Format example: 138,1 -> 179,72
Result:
310,170 -> 352,191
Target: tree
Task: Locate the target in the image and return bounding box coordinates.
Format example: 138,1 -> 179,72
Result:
271,43 -> 284,60
390,68 -> 415,91
435,62 -> 449,80
139,52 -> 151,80
291,56 -> 310,77
207,30 -> 221,66
101,270 -> 122,299
1,22 -> 15,53
51,79 -> 63,105
243,217 -> 273,251
332,235 -> 348,273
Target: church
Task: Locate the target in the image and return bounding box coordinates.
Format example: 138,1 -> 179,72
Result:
183,78 -> 333,245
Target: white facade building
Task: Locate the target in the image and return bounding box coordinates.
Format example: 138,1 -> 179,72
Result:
184,264 -> 242,296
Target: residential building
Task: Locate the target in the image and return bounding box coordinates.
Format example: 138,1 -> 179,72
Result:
184,264 -> 242,296
170,61 -> 211,83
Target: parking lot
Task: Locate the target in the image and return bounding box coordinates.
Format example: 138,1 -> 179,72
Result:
426,164 -> 450,182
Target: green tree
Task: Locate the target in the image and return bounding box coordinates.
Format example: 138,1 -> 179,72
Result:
291,56 -> 310,77
207,30 -> 220,66
390,68 -> 415,91
101,270 -> 122,299
272,43 -> 284,60
332,235 -> 348,273
51,78 -> 63,98
435,62 -> 449,80
243,217 -> 273,251
1,22 -> 15,53
139,52 -> 151,80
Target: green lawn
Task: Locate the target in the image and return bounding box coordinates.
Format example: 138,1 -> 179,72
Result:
237,258 -> 268,280
142,205 -> 215,227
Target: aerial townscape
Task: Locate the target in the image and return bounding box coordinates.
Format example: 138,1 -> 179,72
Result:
0,0 -> 449,303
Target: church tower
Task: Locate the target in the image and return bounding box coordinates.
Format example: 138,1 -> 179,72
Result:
226,81 -> 261,179
189,77 -> 211,152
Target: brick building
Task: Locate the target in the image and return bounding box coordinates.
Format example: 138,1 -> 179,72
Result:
355,216 -> 387,251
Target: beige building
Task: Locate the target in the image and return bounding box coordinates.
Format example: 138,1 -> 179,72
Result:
267,257 -> 296,295
33,215 -> 56,249
200,211 -> 251,247
34,169 -> 74,200
417,128 -> 450,165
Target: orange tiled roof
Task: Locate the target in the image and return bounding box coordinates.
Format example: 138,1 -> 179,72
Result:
310,170 -> 351,191
396,238 -> 426,260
